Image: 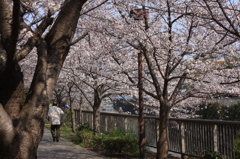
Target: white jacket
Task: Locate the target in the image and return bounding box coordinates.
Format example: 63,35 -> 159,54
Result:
48,106 -> 64,125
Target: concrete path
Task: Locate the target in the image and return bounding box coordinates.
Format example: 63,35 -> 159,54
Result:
37,128 -> 109,159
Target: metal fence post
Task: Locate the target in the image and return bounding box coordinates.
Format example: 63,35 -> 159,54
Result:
105,117 -> 108,132
213,124 -> 218,152
180,122 -> 186,159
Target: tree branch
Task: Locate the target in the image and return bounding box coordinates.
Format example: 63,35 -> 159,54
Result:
24,39 -> 48,108
14,11 -> 54,62
169,73 -> 187,105
10,0 -> 21,57
74,83 -> 93,107
80,0 -> 108,16
141,42 -> 162,99
69,32 -> 88,46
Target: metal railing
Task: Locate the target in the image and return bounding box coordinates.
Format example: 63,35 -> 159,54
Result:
77,110 -> 240,158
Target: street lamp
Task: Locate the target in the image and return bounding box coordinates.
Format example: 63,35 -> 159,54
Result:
130,6 -> 149,159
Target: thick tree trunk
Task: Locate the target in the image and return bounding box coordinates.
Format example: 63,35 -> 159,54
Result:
93,106 -> 101,134
0,40 -> 48,159
0,70 -> 25,159
156,103 -> 169,159
45,0 -> 87,101
79,96 -> 83,128
70,100 -> 76,132
93,90 -> 101,134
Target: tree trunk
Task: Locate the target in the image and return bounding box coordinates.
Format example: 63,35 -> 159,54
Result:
156,103 -> 169,159
93,86 -> 102,134
45,0 -> 87,102
79,96 -> 83,128
93,106 -> 101,134
93,90 -> 101,134
70,100 -> 76,132
0,40 -> 48,159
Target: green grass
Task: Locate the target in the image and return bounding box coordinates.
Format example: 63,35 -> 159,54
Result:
45,121 -> 51,129
61,126 -> 73,134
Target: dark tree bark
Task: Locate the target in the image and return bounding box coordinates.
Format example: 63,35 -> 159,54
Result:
0,0 -> 87,158
67,82 -> 77,132
140,41 -> 187,159
93,89 -> 102,134
75,79 -> 113,134
156,102 -> 169,159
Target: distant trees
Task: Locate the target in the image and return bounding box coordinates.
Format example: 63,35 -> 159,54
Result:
59,38 -> 129,133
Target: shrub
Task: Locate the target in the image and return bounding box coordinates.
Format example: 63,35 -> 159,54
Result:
101,136 -> 139,156
77,128 -> 139,156
108,128 -> 126,137
91,134 -> 105,150
79,122 -> 91,131
101,128 -> 139,156
77,130 -> 94,147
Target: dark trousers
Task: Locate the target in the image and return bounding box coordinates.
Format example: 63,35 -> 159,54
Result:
51,125 -> 60,141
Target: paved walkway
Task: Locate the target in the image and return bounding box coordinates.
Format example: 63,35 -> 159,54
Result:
37,128 -> 109,159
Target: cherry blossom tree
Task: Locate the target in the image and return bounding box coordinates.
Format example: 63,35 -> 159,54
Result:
54,74 -> 89,131
0,0 -> 100,158
60,34 -> 130,133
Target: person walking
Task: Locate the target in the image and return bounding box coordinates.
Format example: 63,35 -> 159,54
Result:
48,101 -> 64,142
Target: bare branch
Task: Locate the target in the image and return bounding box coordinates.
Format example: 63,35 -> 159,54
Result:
80,0 -> 108,16
74,82 -> 93,107
14,12 -> 54,62
69,32 -> 88,46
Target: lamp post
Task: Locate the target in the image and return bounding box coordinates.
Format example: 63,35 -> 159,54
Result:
138,50 -> 145,159
131,6 -> 149,158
